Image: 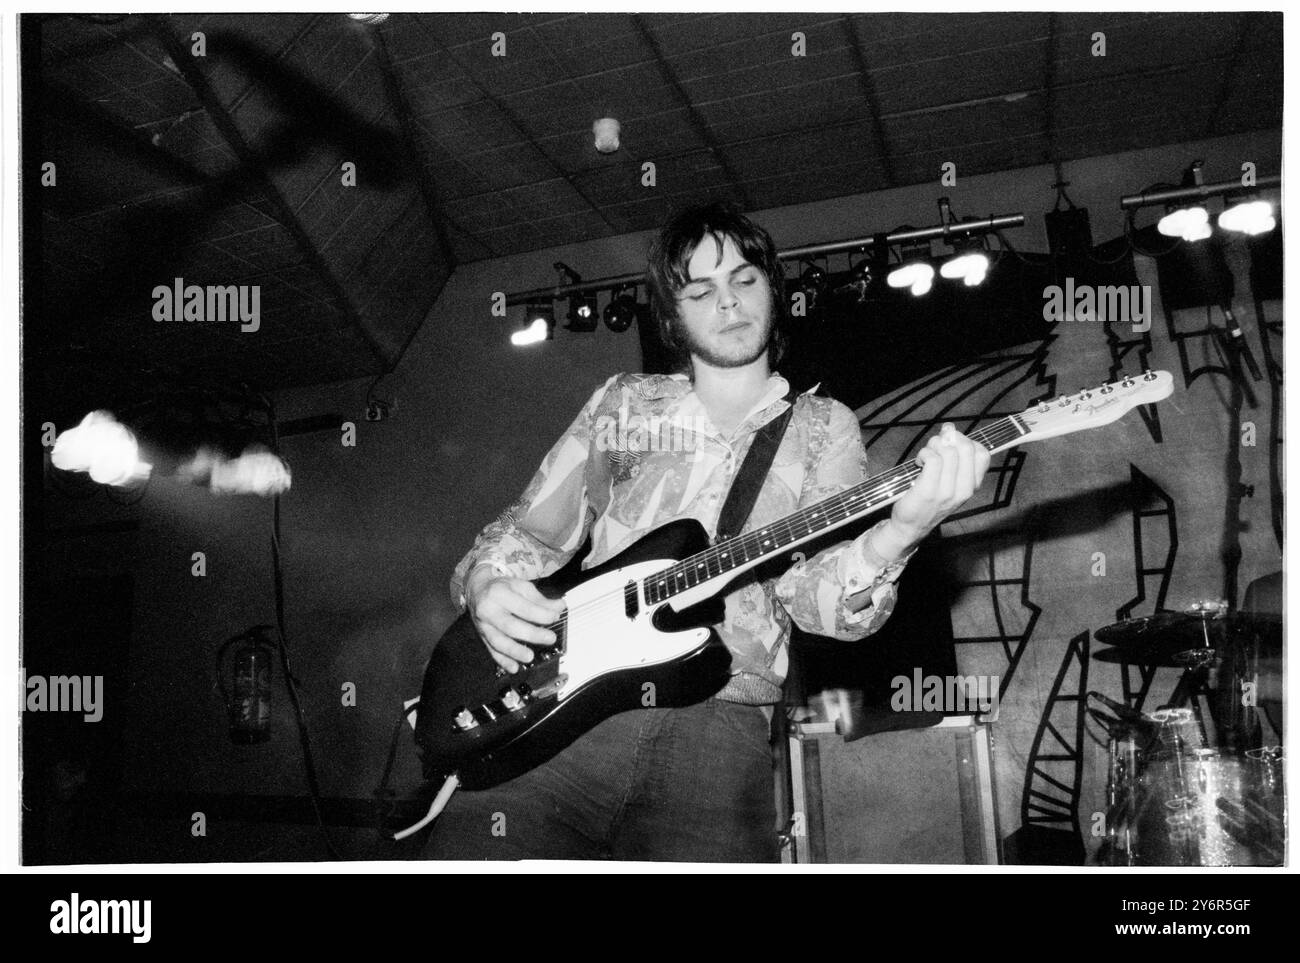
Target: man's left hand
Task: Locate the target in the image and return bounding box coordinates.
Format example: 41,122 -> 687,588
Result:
884,422 -> 991,550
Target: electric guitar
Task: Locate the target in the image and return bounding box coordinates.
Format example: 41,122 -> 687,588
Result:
415,371 -> 1175,789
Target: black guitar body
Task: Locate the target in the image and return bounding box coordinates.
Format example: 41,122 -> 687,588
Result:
414,518 -> 732,789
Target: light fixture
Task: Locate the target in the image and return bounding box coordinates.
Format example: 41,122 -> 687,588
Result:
796,262 -> 827,310
1153,160 -> 1212,243
887,237 -> 934,297
603,287 -> 638,333
593,118 -> 621,154
940,233 -> 990,287
887,262 -> 934,296
1157,205 -> 1212,242
348,14 -> 390,25
1123,163 -> 1281,252
50,411 -> 152,487
1218,197 -> 1276,236
566,291 -> 599,331
512,303 -> 554,346
940,252 -> 990,286
835,238 -> 891,305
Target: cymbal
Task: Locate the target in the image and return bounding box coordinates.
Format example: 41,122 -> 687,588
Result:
1095,610 -> 1280,650
1093,638 -> 1218,667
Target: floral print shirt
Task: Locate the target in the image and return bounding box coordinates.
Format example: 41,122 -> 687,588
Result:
451,372 -> 911,705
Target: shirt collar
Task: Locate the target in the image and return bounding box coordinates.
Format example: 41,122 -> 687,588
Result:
661,371 -> 796,437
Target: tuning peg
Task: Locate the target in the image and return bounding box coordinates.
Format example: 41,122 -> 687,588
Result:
1100,384 -> 1114,394
1056,395 -> 1070,407
1079,389 -> 1093,400
1142,370 -> 1157,381
1121,377 -> 1135,388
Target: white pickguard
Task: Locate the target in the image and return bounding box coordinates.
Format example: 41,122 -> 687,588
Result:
554,559 -> 712,701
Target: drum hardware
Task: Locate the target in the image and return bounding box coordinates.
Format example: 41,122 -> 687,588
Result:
1092,601 -> 1285,866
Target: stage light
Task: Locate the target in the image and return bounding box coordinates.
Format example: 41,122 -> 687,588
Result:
887,262 -> 933,297
348,14 -> 390,25
511,319 -> 550,346
566,291 -> 599,332
603,287 -> 638,333
179,446 -> 292,496
797,263 -> 827,305
512,303 -> 554,346
1158,205 -> 1212,242
51,411 -> 152,487
940,251 -> 990,287
1218,199 -> 1275,236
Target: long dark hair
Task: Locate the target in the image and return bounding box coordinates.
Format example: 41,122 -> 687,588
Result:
646,201 -> 787,372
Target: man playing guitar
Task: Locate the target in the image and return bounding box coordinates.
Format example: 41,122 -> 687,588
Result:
425,201 -> 990,861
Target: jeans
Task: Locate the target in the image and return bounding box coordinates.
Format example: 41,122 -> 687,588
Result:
424,697 -> 779,862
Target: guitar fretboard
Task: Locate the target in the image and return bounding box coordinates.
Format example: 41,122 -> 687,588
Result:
642,414 -> 1027,605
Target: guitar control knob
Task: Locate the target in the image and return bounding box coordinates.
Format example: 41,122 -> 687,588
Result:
453,708 -> 479,731
501,688 -> 525,711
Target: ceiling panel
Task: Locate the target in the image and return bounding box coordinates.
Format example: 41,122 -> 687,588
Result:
28,10 -> 1282,403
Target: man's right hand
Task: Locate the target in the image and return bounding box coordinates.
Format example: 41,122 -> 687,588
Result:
464,567 -> 566,674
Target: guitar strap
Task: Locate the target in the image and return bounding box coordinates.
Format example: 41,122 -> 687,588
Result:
714,385 -> 800,542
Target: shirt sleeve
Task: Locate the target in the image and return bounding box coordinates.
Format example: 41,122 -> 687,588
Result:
773,399 -> 915,641
449,375 -> 618,609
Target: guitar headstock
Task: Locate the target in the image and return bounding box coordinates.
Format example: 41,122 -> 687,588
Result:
1014,371 -> 1174,445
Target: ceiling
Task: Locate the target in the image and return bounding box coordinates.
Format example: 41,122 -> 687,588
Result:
27,11 -> 1283,408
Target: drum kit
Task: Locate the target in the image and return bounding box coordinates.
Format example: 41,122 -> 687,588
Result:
1090,599 -> 1285,866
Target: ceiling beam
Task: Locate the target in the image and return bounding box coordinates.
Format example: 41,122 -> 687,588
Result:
1205,14 -> 1251,139
1041,12 -> 1060,170
418,24 -> 619,248
369,29 -> 461,271
146,13 -> 392,373
840,15 -> 896,188
630,14 -> 754,211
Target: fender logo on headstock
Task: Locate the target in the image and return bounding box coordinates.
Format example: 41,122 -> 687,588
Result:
1072,396 -> 1121,416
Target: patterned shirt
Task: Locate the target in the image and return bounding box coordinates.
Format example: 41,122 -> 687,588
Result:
450,371 -> 913,705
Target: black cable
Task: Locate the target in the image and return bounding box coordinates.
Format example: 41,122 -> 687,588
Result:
1083,235 -> 1137,266
1122,182 -> 1185,259
265,398 -> 342,860
373,701 -> 419,840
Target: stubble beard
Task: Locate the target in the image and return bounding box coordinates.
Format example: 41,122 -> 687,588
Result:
680,304 -> 776,369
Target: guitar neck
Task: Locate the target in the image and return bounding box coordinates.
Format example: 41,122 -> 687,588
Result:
643,413 -> 1028,606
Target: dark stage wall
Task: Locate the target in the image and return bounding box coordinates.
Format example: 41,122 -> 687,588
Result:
36,128 -> 1282,863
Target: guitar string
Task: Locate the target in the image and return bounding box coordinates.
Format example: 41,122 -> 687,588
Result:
648,419 -> 1023,597
496,376 -> 1165,656
528,416 -> 1024,636
537,418 -> 1021,633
